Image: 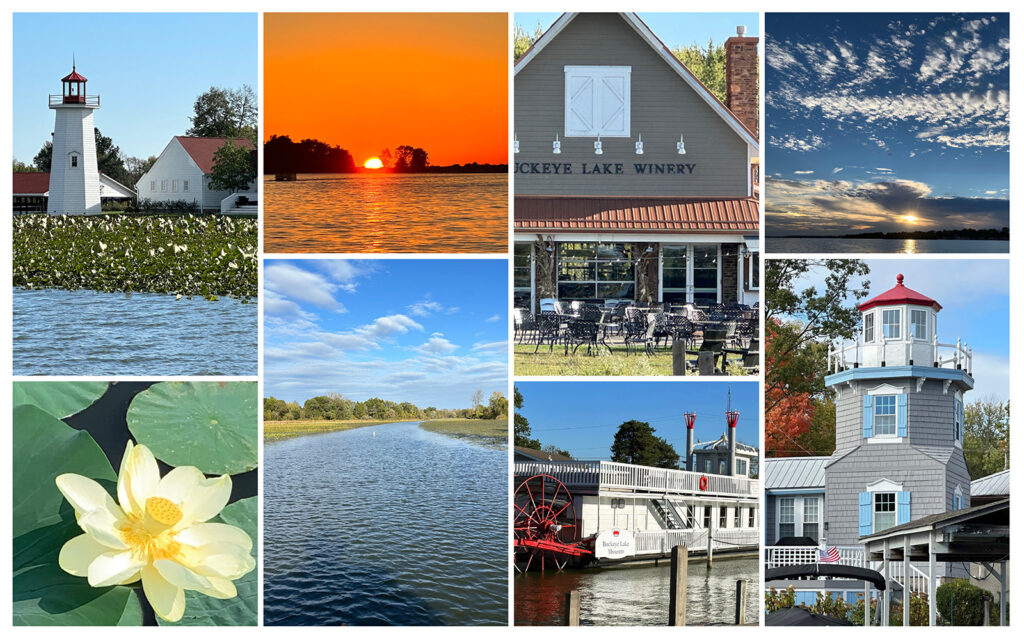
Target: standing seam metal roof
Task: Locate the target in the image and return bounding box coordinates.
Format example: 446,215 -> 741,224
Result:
765,456 -> 829,490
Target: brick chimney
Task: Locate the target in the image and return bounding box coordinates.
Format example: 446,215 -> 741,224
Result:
725,26 -> 759,136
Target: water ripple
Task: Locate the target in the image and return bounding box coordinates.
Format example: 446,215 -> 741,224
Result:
264,422 -> 508,626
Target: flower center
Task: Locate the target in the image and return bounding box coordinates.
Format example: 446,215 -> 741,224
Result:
145,496 -> 183,527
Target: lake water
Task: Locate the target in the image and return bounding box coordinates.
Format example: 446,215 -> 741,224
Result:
13,288 -> 256,376
515,557 -> 758,626
264,173 -> 508,253
766,237 -> 1008,254
263,422 -> 508,626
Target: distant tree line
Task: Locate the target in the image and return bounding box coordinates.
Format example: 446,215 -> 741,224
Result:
513,386 -> 572,458
842,228 -> 1009,240
263,135 -> 356,174
264,391 -> 508,422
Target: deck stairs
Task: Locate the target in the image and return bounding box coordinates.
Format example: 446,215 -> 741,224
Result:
652,498 -> 686,529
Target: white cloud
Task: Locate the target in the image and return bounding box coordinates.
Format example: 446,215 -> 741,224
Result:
359,314 -> 423,339
417,335 -> 459,355
793,170 -> 814,175
265,263 -> 347,311
485,314 -> 501,323
407,300 -> 443,317
832,167 -> 844,174
769,134 -> 825,152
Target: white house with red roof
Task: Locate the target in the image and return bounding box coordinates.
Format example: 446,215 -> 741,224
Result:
136,136 -> 256,212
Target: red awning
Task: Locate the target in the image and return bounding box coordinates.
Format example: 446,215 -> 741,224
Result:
515,196 -> 759,233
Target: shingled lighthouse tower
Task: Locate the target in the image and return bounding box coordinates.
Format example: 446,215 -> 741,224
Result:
47,64 -> 101,214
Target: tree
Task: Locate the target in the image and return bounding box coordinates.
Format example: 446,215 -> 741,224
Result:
378,148 -> 393,170
470,389 -> 484,417
33,141 -> 52,171
32,128 -> 130,185
514,22 -> 544,60
543,444 -> 572,459
513,386 -> 541,450
207,141 -> 256,192
123,155 -> 157,187
487,391 -> 508,419
964,399 -> 1009,479
187,86 -> 258,143
610,420 -> 679,469
672,39 -> 728,103
14,158 -> 40,172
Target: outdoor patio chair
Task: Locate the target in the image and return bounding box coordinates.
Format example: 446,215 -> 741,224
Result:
565,314 -> 604,356
513,308 -> 538,344
533,311 -> 565,353
623,309 -> 656,356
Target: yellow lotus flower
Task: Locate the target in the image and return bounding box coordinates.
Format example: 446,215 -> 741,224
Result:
55,440 -> 255,622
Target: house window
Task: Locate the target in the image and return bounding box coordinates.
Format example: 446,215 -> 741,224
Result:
70,155 -> 78,168
778,498 -> 795,538
874,395 -> 897,436
735,458 -> 747,476
747,252 -> 760,290
882,309 -> 901,339
172,180 -> 178,193
803,497 -> 819,541
161,180 -> 167,192
564,65 -> 631,137
514,243 -> 533,309
874,492 -> 896,532
912,310 -> 929,339
557,242 -> 635,301
183,180 -> 189,192
150,180 -> 156,192
719,507 -> 728,528
864,312 -> 874,343
748,507 -> 756,528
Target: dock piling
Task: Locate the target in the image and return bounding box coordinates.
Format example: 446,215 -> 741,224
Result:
735,579 -> 747,625
669,545 -> 688,626
706,526 -> 713,568
672,341 -> 686,375
565,590 -> 580,626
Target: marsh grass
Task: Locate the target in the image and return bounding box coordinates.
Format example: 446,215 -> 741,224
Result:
263,419 -> 407,441
513,344 -> 748,376
419,418 -> 508,448
13,214 -> 257,298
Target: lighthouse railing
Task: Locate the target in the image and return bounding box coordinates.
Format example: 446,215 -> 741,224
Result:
828,335 -> 971,373
49,94 -> 100,107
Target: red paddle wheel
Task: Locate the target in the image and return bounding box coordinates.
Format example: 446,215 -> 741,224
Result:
514,474 -> 592,572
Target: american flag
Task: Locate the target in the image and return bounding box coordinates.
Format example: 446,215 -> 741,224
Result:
819,545 -> 841,563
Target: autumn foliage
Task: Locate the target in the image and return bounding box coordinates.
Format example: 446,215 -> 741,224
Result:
765,320 -> 814,457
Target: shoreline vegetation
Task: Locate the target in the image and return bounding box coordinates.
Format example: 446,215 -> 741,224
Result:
768,227 -> 1009,240
264,418 -> 508,448
263,135 -> 505,175
13,213 -> 258,299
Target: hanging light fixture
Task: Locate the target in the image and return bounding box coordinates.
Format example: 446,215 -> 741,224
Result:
635,133 -> 644,155
553,133 -> 561,154
594,135 -> 603,155
677,134 -> 686,155
513,134 -> 520,154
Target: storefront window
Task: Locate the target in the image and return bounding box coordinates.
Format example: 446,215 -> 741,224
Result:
693,244 -> 719,304
662,245 -> 688,304
514,243 -> 533,309
556,243 -> 634,301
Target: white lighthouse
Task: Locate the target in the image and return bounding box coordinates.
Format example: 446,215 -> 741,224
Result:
47,64 -> 101,214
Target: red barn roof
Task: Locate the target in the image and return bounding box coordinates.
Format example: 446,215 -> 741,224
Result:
515,196 -> 759,233
13,172 -> 51,195
174,136 -> 255,175
858,274 -> 941,312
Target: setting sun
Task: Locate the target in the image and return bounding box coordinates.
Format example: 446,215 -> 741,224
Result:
901,214 -> 919,224
363,157 -> 383,169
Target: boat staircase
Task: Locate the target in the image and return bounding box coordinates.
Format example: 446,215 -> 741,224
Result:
652,498 -> 687,529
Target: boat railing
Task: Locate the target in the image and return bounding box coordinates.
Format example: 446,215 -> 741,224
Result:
515,460 -> 759,498
634,527 -> 759,556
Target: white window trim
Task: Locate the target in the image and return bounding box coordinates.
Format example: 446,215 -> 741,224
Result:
866,478 -> 903,493
563,65 -> 632,137
881,307 -> 902,340
775,495 -> 823,541
864,311 -> 875,343
658,243 -> 723,304
910,308 -> 929,341
747,252 -> 760,291
873,491 -> 898,533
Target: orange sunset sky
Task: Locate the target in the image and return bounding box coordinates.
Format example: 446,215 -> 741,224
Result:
265,13 -> 508,167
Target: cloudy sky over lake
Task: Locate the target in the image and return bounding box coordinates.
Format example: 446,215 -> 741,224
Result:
765,13 -> 1009,236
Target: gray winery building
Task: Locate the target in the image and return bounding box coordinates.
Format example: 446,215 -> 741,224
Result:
513,13 -> 760,312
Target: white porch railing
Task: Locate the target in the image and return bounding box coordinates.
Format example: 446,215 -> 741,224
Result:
766,546 -> 947,593
515,460 -> 759,499
220,192 -> 240,213
634,528 -> 759,556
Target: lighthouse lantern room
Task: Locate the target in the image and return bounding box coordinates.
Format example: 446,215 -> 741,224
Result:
47,64 -> 101,214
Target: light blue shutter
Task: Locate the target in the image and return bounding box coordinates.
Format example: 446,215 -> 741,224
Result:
859,492 -> 872,536
862,396 -> 874,438
897,491 -> 911,525
897,394 -> 908,437
957,400 -> 964,442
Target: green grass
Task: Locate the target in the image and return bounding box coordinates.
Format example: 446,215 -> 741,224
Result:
514,344 -> 748,376
13,213 -> 257,298
264,419 -> 408,441
419,418 -> 508,448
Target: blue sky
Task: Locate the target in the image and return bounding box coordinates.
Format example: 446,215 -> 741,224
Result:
515,381 -> 758,462
765,13 -> 1009,236
13,13 -> 256,163
785,258 -> 1009,401
516,12 -> 759,48
264,259 -> 508,409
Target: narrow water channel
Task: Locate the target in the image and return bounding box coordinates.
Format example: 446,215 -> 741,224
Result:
264,422 -> 508,625
515,557 -> 758,625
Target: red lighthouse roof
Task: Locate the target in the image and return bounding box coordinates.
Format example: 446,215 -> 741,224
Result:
858,274 -> 941,313
62,66 -> 87,82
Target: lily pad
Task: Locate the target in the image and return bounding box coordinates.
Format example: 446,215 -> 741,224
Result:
126,382 -> 257,475
12,404 -> 143,626
12,381 -> 109,418
159,497 -> 258,626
